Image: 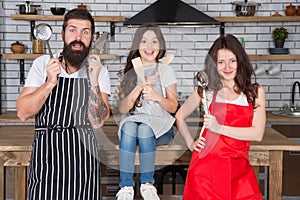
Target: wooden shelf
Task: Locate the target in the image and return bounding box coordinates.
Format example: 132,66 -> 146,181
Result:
10,14 -> 126,22
12,15 -> 300,23
2,53 -> 118,60
214,16 -> 300,23
249,54 -> 300,60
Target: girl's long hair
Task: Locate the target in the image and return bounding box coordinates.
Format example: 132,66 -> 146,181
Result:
119,23 -> 166,99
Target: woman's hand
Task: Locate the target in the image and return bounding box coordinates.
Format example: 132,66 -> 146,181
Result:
189,136 -> 206,152
203,114 -> 223,134
88,55 -> 102,87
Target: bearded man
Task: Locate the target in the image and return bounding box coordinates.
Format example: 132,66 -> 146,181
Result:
16,8 -> 110,200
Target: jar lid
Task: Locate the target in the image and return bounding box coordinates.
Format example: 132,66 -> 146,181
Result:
232,1 -> 261,6
11,41 -> 24,46
286,3 -> 296,8
78,3 -> 87,10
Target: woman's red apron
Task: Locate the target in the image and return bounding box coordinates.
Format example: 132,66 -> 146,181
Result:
183,92 -> 263,200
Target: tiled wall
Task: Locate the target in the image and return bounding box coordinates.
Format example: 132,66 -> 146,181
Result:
1,0 -> 300,113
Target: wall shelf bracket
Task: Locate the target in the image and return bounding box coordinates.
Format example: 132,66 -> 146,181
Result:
30,20 -> 36,40
110,22 -> 115,41
220,22 -> 225,36
19,59 -> 25,85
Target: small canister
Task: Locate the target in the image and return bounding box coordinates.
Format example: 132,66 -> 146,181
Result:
32,39 -> 44,54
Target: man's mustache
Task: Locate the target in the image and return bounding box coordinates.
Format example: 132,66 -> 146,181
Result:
69,41 -> 86,49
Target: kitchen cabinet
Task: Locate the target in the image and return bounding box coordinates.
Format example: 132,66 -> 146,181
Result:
214,16 -> 300,61
266,113 -> 300,197
271,125 -> 300,197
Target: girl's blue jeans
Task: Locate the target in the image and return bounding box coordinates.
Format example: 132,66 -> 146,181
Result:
119,121 -> 174,187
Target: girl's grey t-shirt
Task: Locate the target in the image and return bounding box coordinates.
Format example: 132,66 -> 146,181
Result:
118,63 -> 177,139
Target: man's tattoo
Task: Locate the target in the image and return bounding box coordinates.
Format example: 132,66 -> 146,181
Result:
88,86 -> 109,125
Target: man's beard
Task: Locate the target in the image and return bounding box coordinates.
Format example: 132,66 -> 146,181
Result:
62,40 -> 91,69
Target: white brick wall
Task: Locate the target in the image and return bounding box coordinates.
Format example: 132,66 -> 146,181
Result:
1,0 -> 300,113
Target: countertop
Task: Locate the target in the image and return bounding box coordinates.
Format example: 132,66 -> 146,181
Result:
0,111 -> 203,125
1,111 -> 300,125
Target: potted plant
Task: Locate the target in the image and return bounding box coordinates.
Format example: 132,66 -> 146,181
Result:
272,26 -> 289,48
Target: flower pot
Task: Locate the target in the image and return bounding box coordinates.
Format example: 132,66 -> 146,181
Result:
275,39 -> 285,48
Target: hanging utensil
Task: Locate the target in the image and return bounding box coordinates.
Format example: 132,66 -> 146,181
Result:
33,23 -> 53,58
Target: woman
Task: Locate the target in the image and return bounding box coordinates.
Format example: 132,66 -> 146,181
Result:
116,24 -> 178,200
176,34 -> 266,200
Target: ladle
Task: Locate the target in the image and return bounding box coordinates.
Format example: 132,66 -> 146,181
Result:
34,23 -> 53,58
195,71 -> 209,114
194,71 -> 209,137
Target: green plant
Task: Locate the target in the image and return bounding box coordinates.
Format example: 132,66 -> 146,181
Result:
272,26 -> 289,40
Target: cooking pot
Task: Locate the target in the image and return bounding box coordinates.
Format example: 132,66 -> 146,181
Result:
17,1 -> 41,15
231,0 -> 261,16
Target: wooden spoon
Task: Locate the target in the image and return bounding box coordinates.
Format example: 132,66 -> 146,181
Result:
132,57 -> 146,83
156,53 -> 174,76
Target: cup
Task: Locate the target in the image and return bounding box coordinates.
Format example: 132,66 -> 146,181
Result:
266,66 -> 281,75
254,67 -> 266,75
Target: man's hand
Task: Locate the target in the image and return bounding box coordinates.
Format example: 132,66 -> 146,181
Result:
46,58 -> 61,86
88,55 -> 102,87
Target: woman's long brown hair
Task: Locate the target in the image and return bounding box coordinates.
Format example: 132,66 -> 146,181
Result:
195,34 -> 259,108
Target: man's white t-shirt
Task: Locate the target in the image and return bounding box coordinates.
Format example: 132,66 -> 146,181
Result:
25,52 -> 111,95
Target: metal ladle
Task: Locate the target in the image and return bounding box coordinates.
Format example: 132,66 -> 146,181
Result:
193,71 -> 210,137
195,71 -> 209,114
34,23 -> 53,58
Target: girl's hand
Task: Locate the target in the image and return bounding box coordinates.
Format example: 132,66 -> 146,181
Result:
203,114 -> 223,134
189,136 -> 206,152
146,75 -> 157,86
46,58 -> 61,86
142,84 -> 162,102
